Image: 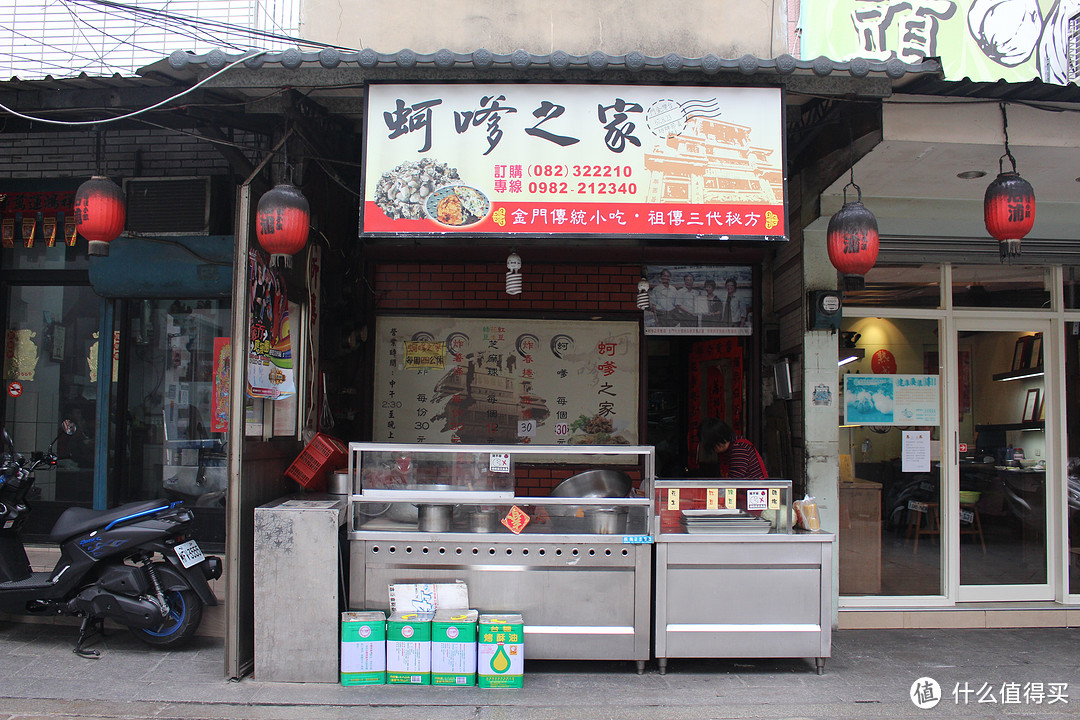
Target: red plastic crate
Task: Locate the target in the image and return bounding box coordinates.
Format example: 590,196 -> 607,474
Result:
284,433 -> 347,490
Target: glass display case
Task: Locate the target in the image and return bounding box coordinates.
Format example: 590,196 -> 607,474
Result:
348,443 -> 654,536
653,478 -> 793,535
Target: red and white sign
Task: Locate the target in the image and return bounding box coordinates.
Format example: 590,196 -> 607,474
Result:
959,443 -> 968,453
362,84 -> 786,240
7,381 -> 22,398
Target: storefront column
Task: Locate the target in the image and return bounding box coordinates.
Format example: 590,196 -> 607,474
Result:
803,226 -> 841,625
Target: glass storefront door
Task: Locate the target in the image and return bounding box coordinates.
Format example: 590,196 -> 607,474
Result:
2,284 -> 102,536
117,298 -> 229,547
955,321 -> 1052,601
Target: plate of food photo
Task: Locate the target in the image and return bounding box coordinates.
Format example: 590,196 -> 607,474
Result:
425,184 -> 491,228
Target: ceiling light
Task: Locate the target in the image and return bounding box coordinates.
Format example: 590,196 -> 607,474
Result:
957,170 -> 987,180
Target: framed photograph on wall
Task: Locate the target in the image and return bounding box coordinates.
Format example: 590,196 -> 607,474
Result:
1012,338 -> 1026,371
1023,388 -> 1041,423
1029,333 -> 1043,369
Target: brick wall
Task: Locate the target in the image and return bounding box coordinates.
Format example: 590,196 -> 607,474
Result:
0,127 -> 257,179
373,261 -> 644,313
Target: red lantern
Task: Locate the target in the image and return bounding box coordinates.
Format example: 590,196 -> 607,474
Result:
827,183 -> 879,291
74,175 -> 125,256
256,183 -> 310,267
984,165 -> 1035,261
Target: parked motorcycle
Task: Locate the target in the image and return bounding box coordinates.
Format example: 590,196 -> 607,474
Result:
0,421 -> 221,656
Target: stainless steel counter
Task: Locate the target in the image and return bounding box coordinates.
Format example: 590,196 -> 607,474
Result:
348,531 -> 652,671
654,532 -> 834,674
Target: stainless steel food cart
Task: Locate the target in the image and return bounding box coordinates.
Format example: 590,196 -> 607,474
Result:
653,478 -> 834,674
347,443 -> 655,672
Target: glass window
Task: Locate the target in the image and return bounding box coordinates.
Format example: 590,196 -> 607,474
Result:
842,264 -> 941,309
2,284 -> 101,536
1063,267 -> 1080,310
118,299 -> 229,547
1,243 -> 90,271
838,317 -> 943,596
1065,324 -> 1080,595
952,265 -> 1050,309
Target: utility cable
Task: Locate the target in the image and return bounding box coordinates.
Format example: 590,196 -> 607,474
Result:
0,50 -> 268,126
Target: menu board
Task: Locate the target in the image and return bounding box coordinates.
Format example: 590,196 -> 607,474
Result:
373,316 -> 639,445
362,84 -> 786,240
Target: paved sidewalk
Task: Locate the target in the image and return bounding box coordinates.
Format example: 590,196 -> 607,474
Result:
0,622 -> 1077,719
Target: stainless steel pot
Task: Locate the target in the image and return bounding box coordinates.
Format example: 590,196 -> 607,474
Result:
418,504 -> 454,532
547,469 -> 632,516
327,470 -> 351,495
586,506 -> 628,534
469,509 -> 498,533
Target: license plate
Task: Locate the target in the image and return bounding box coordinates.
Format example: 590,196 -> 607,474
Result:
174,539 -> 205,569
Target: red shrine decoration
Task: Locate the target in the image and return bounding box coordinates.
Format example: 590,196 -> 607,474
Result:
826,183 -> 879,290
984,167 -> 1035,261
256,183 -> 310,267
74,176 -> 125,256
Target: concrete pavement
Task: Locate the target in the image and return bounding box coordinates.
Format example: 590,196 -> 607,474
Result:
0,622 -> 1077,719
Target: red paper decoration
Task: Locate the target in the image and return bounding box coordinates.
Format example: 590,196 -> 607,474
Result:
984,170 -> 1035,261
826,184 -> 879,290
74,176 -> 125,256
256,184 -> 310,266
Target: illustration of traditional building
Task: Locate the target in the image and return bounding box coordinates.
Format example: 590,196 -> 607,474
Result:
643,117 -> 782,205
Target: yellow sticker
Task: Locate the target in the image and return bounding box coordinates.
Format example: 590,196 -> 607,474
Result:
706,488 -> 719,510
667,488 -> 680,510
725,488 -> 737,509
769,488 -> 781,510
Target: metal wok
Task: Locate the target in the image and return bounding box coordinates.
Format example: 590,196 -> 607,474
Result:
546,469 -> 632,516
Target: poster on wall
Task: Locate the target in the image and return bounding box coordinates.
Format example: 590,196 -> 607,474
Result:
211,337 -> 230,432
801,0 -> 1078,85
247,249 -> 295,399
362,84 -> 786,240
643,265 -> 752,336
844,374 -> 940,426
373,316 -> 639,445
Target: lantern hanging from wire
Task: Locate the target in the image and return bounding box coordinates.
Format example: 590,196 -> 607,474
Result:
826,180 -> 879,291
984,103 -> 1035,262
74,175 -> 126,256
256,183 -> 310,268
505,250 -> 522,295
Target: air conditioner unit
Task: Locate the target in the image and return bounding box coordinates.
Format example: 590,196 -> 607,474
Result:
123,177 -> 213,235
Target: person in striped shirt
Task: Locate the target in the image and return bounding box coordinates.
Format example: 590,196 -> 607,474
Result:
697,418 -> 767,479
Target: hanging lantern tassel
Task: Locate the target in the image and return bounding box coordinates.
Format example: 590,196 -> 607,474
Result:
636,278 -> 651,310
256,183 -> 310,268
984,161 -> 1035,262
826,183 -> 879,291
74,175 -> 126,256
505,251 -> 522,295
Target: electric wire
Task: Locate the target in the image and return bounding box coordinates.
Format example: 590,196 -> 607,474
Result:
0,50 -> 269,125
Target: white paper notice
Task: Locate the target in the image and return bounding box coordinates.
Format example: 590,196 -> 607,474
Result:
902,431 -> 931,473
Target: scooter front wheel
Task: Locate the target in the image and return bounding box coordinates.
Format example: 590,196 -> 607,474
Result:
133,584 -> 203,648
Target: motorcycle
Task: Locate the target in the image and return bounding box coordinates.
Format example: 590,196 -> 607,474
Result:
0,421 -> 221,657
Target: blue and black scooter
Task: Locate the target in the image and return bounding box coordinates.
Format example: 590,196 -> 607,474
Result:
0,421 -> 221,656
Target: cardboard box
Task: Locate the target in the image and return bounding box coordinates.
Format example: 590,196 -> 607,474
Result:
389,582 -> 469,613
477,613 -> 524,688
431,609 -> 478,686
386,611 -> 433,685
340,611 -> 386,685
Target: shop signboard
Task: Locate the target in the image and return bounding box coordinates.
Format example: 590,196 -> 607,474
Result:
643,264 -> 752,336
801,0 -> 1078,86
844,374 -> 940,426
373,316 -> 639,445
362,84 -> 786,240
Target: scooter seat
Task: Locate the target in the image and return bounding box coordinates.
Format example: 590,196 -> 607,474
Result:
49,500 -> 175,543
